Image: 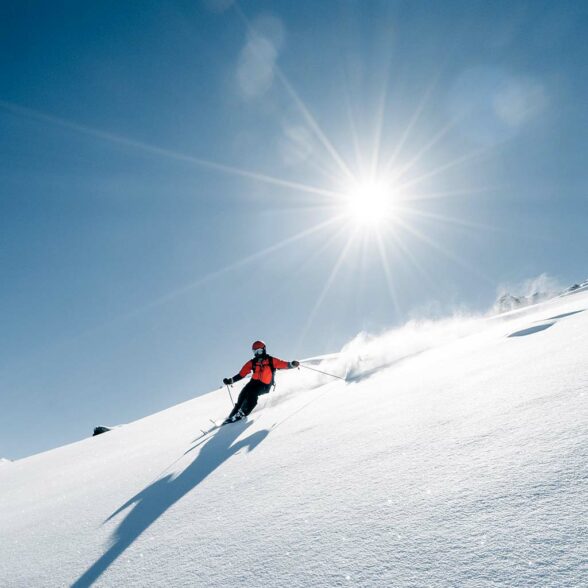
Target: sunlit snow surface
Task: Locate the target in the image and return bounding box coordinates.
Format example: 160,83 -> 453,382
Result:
1,292 -> 587,587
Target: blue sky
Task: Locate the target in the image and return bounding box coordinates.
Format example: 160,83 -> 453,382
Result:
1,0 -> 587,459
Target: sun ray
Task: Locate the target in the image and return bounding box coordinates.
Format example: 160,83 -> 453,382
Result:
379,224 -> 436,293
394,216 -> 495,285
259,203 -> 342,217
274,71 -> 356,181
51,215 -> 343,351
1,214 -> 346,384
342,74 -> 365,176
293,223 -> 350,274
0,100 -> 340,200
126,216 -> 344,318
391,118 -> 459,183
296,230 -> 359,348
369,34 -> 396,180
405,185 -> 502,202
383,86 -> 433,174
396,205 -> 504,233
303,150 -> 351,188
380,25 -> 468,178
396,147 -> 489,193
275,222 -> 351,301
382,67 -> 446,175
374,231 -> 403,317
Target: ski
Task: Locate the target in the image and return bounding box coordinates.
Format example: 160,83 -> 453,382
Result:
193,420 -> 221,442
192,415 -> 247,443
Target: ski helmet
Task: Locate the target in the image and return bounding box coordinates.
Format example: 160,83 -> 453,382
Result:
252,340 -> 266,352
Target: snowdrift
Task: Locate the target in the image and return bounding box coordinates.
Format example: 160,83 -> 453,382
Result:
1,291 -> 587,587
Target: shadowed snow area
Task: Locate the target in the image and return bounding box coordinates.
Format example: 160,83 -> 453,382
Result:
1,292 -> 587,587
508,322 -> 556,337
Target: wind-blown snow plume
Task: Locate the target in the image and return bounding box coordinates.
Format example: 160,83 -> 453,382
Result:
494,273 -> 563,313
298,273 -> 571,390
338,315 -> 482,382
281,313 -> 484,398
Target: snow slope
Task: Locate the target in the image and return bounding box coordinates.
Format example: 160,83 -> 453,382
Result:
1,292 -> 587,587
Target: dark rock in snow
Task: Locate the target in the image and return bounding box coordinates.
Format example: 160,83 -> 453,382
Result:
93,427 -> 112,437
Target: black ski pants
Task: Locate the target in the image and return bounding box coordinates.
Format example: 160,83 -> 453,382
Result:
229,379 -> 271,418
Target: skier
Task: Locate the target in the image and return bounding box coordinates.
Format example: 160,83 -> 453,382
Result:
222,340 -> 299,423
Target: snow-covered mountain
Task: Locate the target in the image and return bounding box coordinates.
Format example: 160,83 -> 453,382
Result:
1,290 -> 587,587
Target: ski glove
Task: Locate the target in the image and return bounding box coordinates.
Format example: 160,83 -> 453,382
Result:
223,377 -> 233,386
290,360 -> 300,368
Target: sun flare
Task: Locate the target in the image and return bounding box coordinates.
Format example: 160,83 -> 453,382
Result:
344,180 -> 394,226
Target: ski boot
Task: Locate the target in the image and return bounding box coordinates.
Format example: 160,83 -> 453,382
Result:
223,408 -> 246,425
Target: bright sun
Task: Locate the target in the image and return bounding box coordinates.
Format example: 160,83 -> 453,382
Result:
344,180 -> 394,226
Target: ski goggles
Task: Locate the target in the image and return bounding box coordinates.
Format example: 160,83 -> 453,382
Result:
254,347 -> 265,356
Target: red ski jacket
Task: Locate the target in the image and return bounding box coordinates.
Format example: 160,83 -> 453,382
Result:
234,355 -> 291,386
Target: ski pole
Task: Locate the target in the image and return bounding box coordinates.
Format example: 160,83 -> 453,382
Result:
300,363 -> 346,381
226,384 -> 234,405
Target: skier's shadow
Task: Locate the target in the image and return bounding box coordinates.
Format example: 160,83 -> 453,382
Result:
72,421 -> 268,587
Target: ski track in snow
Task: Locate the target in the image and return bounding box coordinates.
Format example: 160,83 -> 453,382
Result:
1,292 -> 587,587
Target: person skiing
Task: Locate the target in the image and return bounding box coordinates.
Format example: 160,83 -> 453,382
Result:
222,340 -> 299,423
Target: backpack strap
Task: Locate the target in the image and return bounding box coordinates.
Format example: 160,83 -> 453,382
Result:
269,355 -> 276,388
